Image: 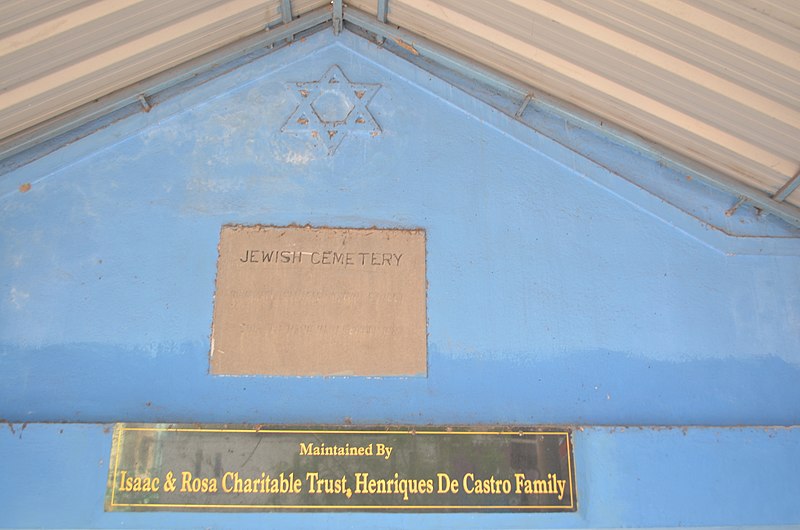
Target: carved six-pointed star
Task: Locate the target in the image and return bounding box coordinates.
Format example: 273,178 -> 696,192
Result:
282,65 -> 381,155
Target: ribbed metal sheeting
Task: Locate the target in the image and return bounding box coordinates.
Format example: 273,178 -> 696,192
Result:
350,0 -> 800,207
1,0 -> 798,210
0,0 -> 327,143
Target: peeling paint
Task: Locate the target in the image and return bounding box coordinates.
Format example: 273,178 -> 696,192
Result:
8,287 -> 29,309
393,38 -> 419,55
277,150 -> 316,166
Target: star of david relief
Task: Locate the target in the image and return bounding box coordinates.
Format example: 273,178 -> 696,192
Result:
282,65 -> 382,155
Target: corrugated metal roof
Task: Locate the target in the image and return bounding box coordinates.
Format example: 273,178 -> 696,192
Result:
0,0 -> 799,215
0,0 -> 327,141
350,0 -> 800,208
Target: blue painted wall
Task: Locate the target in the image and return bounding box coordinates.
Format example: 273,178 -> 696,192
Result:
1,30 -> 799,527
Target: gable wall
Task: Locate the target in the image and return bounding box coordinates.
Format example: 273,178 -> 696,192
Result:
1,30 -> 798,528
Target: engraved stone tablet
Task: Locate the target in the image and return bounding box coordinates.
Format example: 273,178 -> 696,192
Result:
210,225 -> 426,376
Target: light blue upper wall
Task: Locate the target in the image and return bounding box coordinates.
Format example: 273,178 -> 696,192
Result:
1,31 -> 799,426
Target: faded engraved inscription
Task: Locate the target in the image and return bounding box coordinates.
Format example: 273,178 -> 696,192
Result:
210,226 -> 427,376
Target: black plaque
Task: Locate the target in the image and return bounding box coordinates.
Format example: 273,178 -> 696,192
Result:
105,424 -> 576,512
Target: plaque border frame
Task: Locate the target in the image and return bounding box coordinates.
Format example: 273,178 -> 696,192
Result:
106,424 -> 577,512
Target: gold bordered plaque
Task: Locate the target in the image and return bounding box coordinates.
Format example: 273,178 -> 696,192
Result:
105,424 -> 577,512
210,225 -> 427,376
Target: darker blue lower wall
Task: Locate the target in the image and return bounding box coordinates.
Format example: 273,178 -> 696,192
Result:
3,342 -> 799,425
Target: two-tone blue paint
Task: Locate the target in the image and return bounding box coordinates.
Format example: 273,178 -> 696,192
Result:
1,30 -> 798,527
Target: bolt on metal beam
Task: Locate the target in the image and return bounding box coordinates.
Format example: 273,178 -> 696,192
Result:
725,197 -> 747,217
137,95 -> 152,112
515,93 -> 533,118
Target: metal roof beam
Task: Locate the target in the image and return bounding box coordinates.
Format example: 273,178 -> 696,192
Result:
280,0 -> 293,24
377,0 -> 389,23
332,0 -> 343,35
773,171 -> 800,203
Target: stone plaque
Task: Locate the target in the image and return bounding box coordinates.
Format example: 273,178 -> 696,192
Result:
105,424 -> 577,512
210,225 -> 426,376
